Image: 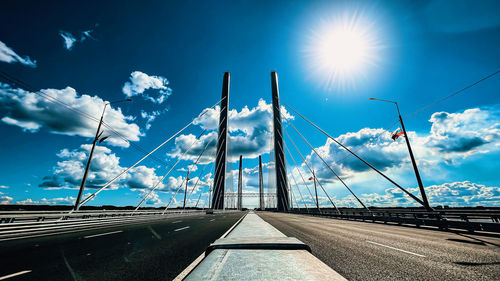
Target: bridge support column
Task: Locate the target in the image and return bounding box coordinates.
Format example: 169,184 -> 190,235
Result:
271,71 -> 289,212
212,72 -> 230,209
237,155 -> 243,210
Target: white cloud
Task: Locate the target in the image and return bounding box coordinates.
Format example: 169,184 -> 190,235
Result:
141,110 -> 161,130
139,189 -> 163,206
171,99 -> 293,162
348,181 -> 500,207
122,71 -> 172,104
0,185 -> 8,189
59,31 -> 78,50
0,196 -> 13,205
0,83 -> 142,147
307,106 -> 500,181
426,107 -> 500,156
16,196 -> 76,205
59,26 -> 96,51
0,40 -> 36,67
40,145 -> 174,195
127,166 -> 165,190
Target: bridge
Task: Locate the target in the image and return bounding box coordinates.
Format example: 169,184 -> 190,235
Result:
0,72 -> 499,280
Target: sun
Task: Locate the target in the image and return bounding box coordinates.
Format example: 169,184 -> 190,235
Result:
304,12 -> 382,91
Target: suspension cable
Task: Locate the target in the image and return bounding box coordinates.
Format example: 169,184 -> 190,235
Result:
0,70 -> 176,166
281,101 -> 426,207
281,114 -> 365,211
76,99 -> 223,210
288,169 -> 309,212
160,134 -> 214,213
186,150 -> 217,207
283,142 -> 317,209
289,182 -> 300,211
282,123 -> 342,213
135,130 -> 210,210
195,163 -> 215,208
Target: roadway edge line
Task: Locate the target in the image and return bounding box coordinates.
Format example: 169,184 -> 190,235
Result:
173,211 -> 248,281
83,230 -> 123,239
366,240 -> 426,257
0,270 -> 32,280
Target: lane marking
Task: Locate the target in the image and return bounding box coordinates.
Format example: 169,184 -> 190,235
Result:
83,230 -> 123,239
209,219 -> 215,222
174,226 -> 190,232
148,226 -> 162,240
0,270 -> 32,280
366,240 -> 426,257
172,220 -> 182,224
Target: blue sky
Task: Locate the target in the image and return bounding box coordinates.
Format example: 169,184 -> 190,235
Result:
0,0 -> 499,208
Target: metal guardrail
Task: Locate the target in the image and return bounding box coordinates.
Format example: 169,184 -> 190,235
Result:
0,209 -> 201,224
0,209 -> 230,242
287,209 -> 500,233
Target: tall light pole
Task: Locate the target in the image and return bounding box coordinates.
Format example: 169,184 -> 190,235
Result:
74,98 -> 132,210
183,170 -> 190,209
312,170 -> 319,211
370,98 -> 432,211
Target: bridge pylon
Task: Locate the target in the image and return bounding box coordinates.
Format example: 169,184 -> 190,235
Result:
271,71 -> 289,212
212,72 -> 230,209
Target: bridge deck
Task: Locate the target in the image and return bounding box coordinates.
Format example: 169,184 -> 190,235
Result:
184,212 -> 346,280
258,212 -> 500,281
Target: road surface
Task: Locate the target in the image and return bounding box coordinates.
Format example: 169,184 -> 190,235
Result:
0,212 -> 243,281
258,212 -> 500,281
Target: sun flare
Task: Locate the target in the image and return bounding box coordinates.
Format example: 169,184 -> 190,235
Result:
305,12 -> 381,91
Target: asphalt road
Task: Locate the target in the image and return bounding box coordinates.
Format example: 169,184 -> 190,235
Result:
0,212 -> 243,281
258,212 -> 500,281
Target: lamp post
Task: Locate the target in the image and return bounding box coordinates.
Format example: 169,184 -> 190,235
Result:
312,170 -> 319,211
369,98 -> 432,211
74,98 -> 132,210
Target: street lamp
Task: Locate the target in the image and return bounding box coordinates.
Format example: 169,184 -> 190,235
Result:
369,98 -> 432,211
74,98 -> 132,210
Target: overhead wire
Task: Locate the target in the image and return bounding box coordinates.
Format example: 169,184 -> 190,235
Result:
282,124 -> 342,213
282,101 -> 426,207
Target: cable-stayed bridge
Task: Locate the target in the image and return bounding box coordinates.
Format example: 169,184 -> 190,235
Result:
0,71 -> 499,281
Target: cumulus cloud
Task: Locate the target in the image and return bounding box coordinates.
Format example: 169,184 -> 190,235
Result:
39,144 -> 189,196
59,26 -> 97,50
171,99 -> 293,162
308,106 -> 500,181
0,40 -> 36,67
40,145 -> 124,190
0,196 -> 13,205
16,196 -> 76,205
351,181 -> 500,207
426,107 -> 500,155
0,83 -> 142,147
139,189 -> 162,205
122,71 -> 172,104
0,185 -> 8,189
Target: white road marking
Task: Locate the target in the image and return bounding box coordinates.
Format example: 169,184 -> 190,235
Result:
0,270 -> 32,280
209,219 -> 215,222
174,226 -> 190,232
172,220 -> 182,224
83,230 -> 123,239
366,240 -> 426,257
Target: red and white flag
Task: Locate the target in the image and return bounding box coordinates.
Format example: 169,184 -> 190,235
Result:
390,127 -> 404,141
308,176 -> 314,180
